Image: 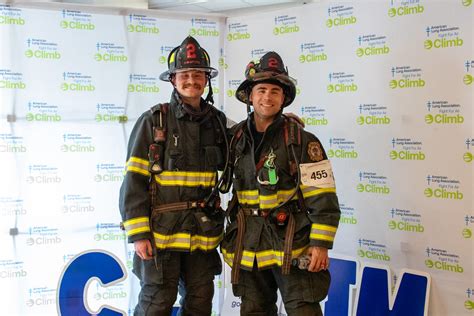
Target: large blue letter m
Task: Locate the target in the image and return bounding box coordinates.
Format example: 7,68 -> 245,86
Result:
354,264 -> 431,316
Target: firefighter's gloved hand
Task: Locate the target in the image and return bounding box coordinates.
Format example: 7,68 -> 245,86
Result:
134,239 -> 153,260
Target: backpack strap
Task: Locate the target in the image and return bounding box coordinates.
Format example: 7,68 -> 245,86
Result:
148,103 -> 169,175
283,116 -> 302,177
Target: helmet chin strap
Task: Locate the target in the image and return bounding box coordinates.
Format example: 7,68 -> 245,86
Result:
204,75 -> 214,105
246,89 -> 252,116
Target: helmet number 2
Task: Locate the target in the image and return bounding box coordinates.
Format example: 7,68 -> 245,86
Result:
268,57 -> 278,68
186,43 -> 197,59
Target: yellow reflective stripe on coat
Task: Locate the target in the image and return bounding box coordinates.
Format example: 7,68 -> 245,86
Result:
126,157 -> 150,176
300,185 -> 336,198
310,223 -> 337,242
236,190 -> 259,205
154,171 -> 216,187
259,188 -> 298,209
236,189 -> 298,209
153,232 -> 221,251
222,246 -> 306,269
123,216 -> 150,236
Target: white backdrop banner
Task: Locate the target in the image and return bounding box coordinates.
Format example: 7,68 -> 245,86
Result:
0,1 -> 472,315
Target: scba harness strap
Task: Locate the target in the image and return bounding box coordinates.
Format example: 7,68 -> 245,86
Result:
147,103 -> 225,215
148,103 -> 169,175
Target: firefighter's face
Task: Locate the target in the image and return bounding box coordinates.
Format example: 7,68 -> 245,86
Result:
250,83 -> 284,120
172,70 -> 207,100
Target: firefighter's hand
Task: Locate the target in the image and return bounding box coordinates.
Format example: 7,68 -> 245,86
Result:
134,239 -> 153,260
306,246 -> 329,272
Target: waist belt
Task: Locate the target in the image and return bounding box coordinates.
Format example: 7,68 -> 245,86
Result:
152,200 -> 204,217
241,207 -> 269,217
240,204 -> 301,217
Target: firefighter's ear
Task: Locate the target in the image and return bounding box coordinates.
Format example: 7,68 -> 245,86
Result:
170,74 -> 176,87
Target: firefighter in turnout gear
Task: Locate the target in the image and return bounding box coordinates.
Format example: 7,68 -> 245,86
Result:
221,52 -> 341,315
119,36 -> 228,315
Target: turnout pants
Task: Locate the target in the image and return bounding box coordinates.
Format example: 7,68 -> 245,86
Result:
133,250 -> 221,316
232,263 -> 330,316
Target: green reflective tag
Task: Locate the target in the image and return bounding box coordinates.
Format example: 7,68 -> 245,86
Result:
268,168 -> 277,185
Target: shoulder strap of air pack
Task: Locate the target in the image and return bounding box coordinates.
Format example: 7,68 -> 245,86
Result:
148,103 -> 169,175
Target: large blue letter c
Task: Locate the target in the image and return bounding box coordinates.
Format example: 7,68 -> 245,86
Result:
57,250 -> 127,316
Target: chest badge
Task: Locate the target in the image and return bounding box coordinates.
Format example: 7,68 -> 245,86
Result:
308,141 -> 324,162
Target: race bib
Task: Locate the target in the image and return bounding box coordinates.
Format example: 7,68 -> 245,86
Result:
299,160 -> 335,188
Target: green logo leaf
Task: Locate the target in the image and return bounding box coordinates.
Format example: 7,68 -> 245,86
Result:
424,40 -> 433,50
424,114 -> 434,124
461,228 -> 472,238
463,152 -> 473,163
424,188 -> 433,197
424,259 -> 433,268
464,300 -> 474,310
388,221 -> 396,230
463,74 -> 473,85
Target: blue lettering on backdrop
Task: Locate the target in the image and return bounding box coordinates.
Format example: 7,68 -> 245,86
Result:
57,251 -> 430,316
324,257 -> 430,316
57,250 -> 127,316
325,257 -> 358,315
353,265 -> 430,316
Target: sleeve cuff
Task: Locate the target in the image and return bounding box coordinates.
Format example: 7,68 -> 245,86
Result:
128,232 -> 152,244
